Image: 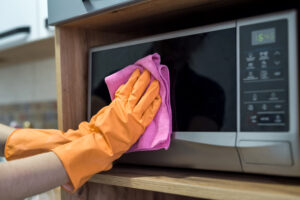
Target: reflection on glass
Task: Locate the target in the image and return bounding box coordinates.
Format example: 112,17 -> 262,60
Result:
91,28 -> 236,132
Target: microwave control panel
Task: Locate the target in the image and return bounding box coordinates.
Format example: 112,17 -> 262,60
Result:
239,19 -> 289,131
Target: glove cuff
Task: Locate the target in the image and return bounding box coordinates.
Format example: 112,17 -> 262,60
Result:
5,128 -> 69,161
5,128 -> 23,160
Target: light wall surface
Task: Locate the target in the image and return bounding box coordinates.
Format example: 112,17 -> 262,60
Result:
0,57 -> 57,105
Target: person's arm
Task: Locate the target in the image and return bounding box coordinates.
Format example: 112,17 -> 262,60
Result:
4,69 -> 161,192
0,123 -> 15,157
0,152 -> 69,200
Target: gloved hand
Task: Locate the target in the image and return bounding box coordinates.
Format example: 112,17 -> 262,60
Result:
5,69 -> 161,192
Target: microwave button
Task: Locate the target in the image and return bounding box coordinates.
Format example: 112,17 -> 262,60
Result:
258,114 -> 285,124
259,51 -> 269,61
273,70 -> 283,78
269,92 -> 279,101
273,50 -> 281,66
274,114 -> 283,123
244,71 -> 258,81
247,104 -> 254,111
260,60 -> 268,68
260,70 -> 269,80
258,91 -> 284,102
246,62 -> 255,70
252,93 -> 258,101
246,52 -> 256,62
274,104 -> 283,110
248,114 -> 257,124
258,115 -> 272,123
261,104 -> 268,111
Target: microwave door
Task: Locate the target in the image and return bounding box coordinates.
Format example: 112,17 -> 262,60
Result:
118,28 -> 240,171
118,132 -> 242,172
172,28 -> 237,133
90,24 -> 241,171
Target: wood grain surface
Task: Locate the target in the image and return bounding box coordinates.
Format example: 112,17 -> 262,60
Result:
61,183 -> 205,200
87,166 -> 300,200
61,166 -> 300,200
55,28 -> 149,131
55,27 -> 88,131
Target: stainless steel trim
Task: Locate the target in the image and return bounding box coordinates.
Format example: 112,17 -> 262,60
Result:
236,20 -> 241,134
174,132 -> 236,147
288,10 -> 299,138
237,10 -> 296,26
287,10 -> 299,168
236,18 -> 243,170
244,89 -> 285,93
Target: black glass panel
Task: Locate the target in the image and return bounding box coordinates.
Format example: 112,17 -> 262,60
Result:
91,28 -> 236,131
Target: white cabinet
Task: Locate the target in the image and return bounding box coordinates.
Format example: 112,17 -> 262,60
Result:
0,0 -> 53,50
38,0 -> 54,39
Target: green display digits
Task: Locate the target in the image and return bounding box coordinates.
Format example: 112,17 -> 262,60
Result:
257,32 -> 275,43
258,33 -> 264,42
252,28 -> 276,45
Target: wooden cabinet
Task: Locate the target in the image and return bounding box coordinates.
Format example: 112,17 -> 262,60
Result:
54,0 -> 300,199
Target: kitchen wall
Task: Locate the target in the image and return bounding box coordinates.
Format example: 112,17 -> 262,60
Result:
0,58 -> 56,104
0,57 -> 57,128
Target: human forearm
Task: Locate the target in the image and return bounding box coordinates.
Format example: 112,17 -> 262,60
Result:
3,69 -> 161,192
0,152 -> 69,200
0,123 -> 15,157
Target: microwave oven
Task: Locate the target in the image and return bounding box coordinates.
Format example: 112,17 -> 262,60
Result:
88,10 -> 300,177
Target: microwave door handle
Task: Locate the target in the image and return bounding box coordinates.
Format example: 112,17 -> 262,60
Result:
0,26 -> 30,40
174,132 -> 236,147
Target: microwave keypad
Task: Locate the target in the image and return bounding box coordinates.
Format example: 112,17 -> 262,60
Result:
243,50 -> 284,81
240,19 -> 289,131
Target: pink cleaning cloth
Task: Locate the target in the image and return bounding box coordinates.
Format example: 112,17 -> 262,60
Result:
105,53 -> 172,152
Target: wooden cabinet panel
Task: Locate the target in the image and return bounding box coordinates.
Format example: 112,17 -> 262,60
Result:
54,0 -> 300,200
61,183 -> 205,200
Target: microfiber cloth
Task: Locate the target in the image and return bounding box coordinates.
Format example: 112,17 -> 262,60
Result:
105,53 -> 172,152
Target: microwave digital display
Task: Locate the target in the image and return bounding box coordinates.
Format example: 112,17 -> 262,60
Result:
251,28 -> 276,45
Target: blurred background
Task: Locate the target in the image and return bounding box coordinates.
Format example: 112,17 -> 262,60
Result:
0,0 -> 59,199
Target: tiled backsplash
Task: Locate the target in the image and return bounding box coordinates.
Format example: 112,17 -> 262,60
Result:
0,57 -> 57,129
0,101 -> 57,129
0,58 -> 57,105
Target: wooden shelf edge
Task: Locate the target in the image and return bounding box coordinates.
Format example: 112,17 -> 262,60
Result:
88,166 -> 300,200
0,37 -> 55,67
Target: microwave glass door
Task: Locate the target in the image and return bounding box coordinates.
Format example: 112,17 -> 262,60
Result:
90,28 -> 236,132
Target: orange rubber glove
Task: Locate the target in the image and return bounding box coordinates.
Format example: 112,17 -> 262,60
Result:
5,69 -> 161,192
